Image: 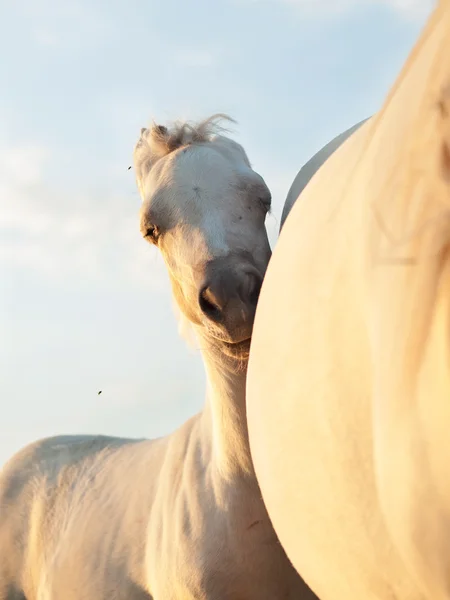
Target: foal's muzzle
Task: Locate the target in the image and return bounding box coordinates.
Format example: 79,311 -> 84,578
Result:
199,261 -> 263,342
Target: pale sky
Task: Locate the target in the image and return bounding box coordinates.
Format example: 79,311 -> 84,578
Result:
1,0 -> 433,466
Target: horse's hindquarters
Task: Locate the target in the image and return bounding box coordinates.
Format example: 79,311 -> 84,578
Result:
247,2 -> 450,598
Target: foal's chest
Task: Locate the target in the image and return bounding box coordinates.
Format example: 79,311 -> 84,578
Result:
147,505 -> 300,600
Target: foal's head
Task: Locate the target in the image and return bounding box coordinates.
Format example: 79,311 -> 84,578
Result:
133,114 -> 272,351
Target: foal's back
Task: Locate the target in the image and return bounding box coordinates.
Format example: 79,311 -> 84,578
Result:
0,434 -> 157,599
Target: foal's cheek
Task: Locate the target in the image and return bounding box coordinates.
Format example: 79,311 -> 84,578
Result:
169,274 -> 202,325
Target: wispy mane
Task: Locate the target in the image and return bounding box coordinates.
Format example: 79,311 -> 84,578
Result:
149,113 -> 235,154
133,114 -> 236,194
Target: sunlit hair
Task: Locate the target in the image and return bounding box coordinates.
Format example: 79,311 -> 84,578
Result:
133,114 -> 235,196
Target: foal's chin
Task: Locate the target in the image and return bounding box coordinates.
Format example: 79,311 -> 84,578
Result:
222,337 -> 252,361
202,322 -> 254,361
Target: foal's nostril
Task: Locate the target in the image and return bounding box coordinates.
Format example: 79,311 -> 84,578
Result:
247,274 -> 263,307
199,270 -> 263,323
199,287 -> 222,321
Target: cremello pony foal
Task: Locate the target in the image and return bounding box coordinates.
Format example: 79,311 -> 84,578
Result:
0,115 -> 316,600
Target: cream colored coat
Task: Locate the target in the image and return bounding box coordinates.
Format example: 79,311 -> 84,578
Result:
247,3 -> 450,599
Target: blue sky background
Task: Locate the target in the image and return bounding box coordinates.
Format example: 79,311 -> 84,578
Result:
1,0 -> 433,466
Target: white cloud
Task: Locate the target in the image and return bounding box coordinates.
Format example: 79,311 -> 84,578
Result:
262,0 -> 434,19
31,28 -> 61,47
14,0 -> 115,48
0,143 -> 168,290
2,144 -> 50,185
385,0 -> 434,15
172,48 -> 216,68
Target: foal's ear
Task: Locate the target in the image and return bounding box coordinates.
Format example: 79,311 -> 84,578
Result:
153,124 -> 168,136
133,123 -> 171,197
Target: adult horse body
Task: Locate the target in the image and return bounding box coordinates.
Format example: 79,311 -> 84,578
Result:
0,117 -> 316,599
247,2 -> 450,599
280,117 -> 369,229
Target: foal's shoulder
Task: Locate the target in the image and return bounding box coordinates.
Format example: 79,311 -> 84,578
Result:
0,434 -> 144,501
2,434 -> 136,468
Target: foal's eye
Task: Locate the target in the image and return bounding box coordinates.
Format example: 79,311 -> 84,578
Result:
144,225 -> 160,243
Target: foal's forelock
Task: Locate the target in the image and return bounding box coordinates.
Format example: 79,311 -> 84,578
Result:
133,114 -> 236,195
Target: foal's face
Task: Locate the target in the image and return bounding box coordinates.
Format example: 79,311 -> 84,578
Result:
138,136 -> 272,346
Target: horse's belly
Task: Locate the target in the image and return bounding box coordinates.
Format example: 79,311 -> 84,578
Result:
246,118 -> 426,598
247,268 -> 419,598
247,376 -> 420,599
248,2 -> 450,597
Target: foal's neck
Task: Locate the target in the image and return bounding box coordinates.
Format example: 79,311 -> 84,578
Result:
198,335 -> 254,480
